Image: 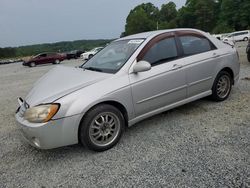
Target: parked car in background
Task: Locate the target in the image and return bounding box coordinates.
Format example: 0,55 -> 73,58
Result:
247,39 -> 250,62
223,30 -> 250,42
213,33 -> 230,41
16,29 -> 240,152
22,52 -> 66,67
80,47 -> 103,60
66,50 -> 85,60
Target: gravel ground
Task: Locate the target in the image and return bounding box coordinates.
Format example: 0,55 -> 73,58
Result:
0,42 -> 250,188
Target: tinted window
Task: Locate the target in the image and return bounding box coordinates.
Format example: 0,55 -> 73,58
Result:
39,54 -> 47,57
240,32 -> 248,35
48,53 -> 56,57
142,37 -> 178,66
180,36 -> 213,55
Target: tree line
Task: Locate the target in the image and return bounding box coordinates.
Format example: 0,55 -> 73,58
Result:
0,39 -> 111,59
122,0 -> 250,36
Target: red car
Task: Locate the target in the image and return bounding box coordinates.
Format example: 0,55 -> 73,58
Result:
23,52 -> 66,67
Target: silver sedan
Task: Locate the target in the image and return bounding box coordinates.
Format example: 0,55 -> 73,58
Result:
15,29 -> 240,151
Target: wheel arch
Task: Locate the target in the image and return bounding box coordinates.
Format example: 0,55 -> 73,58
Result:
220,67 -> 234,85
77,100 -> 129,142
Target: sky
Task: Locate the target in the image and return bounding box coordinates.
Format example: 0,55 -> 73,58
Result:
0,0 -> 185,47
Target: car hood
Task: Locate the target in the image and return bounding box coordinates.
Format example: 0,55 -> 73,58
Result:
25,66 -> 111,106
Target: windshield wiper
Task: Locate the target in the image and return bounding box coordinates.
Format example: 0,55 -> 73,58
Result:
84,67 -> 103,72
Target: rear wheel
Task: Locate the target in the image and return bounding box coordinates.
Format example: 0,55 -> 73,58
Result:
79,104 -> 125,152
243,37 -> 248,41
29,62 -> 36,67
211,71 -> 232,101
54,59 -> 60,64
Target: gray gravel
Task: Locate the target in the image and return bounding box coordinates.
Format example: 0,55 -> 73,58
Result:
0,43 -> 250,188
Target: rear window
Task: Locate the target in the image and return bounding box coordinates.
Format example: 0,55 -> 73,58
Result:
179,36 -> 215,56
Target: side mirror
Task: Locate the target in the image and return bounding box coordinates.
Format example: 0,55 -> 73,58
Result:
133,60 -> 151,73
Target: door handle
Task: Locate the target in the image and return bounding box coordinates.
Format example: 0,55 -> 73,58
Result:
171,64 -> 183,70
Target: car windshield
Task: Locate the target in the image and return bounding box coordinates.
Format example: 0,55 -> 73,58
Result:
95,47 -> 102,51
33,54 -> 42,58
82,39 -> 144,74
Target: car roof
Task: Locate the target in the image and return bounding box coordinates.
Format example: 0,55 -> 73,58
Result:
116,28 -> 205,41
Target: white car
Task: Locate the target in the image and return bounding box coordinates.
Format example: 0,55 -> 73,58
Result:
223,30 -> 250,42
213,33 -> 230,41
80,47 -> 104,60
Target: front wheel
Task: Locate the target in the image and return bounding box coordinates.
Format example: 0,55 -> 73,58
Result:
88,54 -> 94,59
79,104 -> 125,152
211,71 -> 232,101
29,62 -> 36,67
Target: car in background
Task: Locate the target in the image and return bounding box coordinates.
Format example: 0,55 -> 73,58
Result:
213,33 -> 230,41
247,39 -> 250,62
66,50 -> 85,60
16,28 -> 240,152
223,30 -> 250,42
22,52 -> 66,67
80,47 -> 103,60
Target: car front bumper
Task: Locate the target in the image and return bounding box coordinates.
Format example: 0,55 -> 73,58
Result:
15,112 -> 82,149
81,54 -> 89,60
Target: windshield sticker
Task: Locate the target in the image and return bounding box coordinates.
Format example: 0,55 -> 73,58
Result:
128,40 -> 144,44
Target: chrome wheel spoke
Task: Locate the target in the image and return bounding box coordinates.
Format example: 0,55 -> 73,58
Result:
105,115 -> 109,123
91,125 -> 100,130
100,116 -> 105,124
95,120 -> 102,126
89,112 -> 121,147
95,134 -> 102,140
91,130 -> 100,135
216,75 -> 230,98
108,118 -> 114,125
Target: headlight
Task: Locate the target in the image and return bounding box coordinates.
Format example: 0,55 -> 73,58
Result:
24,104 -> 60,123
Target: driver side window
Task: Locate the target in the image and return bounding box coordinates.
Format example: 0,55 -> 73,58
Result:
40,54 -> 47,57
142,37 -> 178,66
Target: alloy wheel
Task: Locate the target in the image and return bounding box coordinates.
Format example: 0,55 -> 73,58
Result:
216,75 -> 231,99
89,112 -> 121,147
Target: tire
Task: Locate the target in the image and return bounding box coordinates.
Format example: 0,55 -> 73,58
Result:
243,37 -> 248,41
54,59 -> 60,64
88,54 -> 94,59
29,62 -> 36,67
211,71 -> 232,102
79,104 -> 125,152
247,54 -> 250,63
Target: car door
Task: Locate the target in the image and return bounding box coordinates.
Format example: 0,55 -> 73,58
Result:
47,53 -> 56,63
37,53 -> 48,64
129,33 -> 187,117
176,31 -> 220,98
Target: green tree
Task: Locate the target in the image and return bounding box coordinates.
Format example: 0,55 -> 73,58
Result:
0,48 -> 16,59
217,0 -> 250,31
177,0 -> 218,32
124,3 -> 159,36
158,2 -> 178,29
